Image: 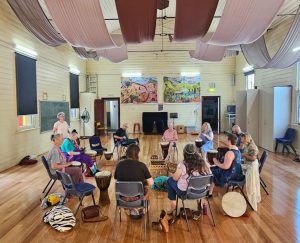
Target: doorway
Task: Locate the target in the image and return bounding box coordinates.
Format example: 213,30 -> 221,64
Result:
104,99 -> 119,131
202,96 -> 221,133
94,98 -> 120,133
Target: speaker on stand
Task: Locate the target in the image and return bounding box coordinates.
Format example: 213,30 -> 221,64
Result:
170,113 -> 178,127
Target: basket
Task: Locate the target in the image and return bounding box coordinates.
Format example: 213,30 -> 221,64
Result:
150,164 -> 168,178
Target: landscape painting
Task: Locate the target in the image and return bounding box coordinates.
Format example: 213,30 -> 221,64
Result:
121,77 -> 158,103
163,76 -> 201,103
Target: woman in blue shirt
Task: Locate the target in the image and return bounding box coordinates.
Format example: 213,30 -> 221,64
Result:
60,130 -> 99,176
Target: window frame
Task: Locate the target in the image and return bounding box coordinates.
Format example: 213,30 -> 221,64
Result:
17,114 -> 36,131
70,108 -> 80,121
245,73 -> 255,90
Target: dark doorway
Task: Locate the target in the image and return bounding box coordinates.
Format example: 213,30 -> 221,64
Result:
95,98 -> 120,133
202,96 -> 221,133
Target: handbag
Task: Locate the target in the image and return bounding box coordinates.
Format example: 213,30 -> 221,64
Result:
81,205 -> 108,223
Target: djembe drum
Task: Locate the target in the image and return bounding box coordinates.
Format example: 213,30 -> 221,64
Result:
217,147 -> 229,162
195,139 -> 204,151
160,142 -> 170,159
104,151 -> 113,160
207,150 -> 218,165
70,161 -> 82,167
95,171 -> 112,206
85,150 -> 97,164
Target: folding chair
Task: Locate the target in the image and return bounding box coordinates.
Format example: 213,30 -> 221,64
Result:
113,181 -> 149,240
41,156 -> 57,198
89,135 -> 107,160
175,175 -> 216,232
56,170 -> 96,216
259,151 -> 269,195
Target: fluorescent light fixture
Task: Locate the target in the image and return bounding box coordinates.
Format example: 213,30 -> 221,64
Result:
293,46 -> 300,52
69,66 -> 80,75
122,72 -> 142,77
180,72 -> 200,77
243,66 -> 254,73
15,45 -> 38,58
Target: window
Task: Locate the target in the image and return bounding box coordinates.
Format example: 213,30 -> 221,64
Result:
70,73 -> 79,108
246,73 -> 255,90
70,108 -> 79,120
18,115 -> 35,130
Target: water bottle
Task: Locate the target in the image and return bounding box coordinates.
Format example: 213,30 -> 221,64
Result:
202,203 -> 208,215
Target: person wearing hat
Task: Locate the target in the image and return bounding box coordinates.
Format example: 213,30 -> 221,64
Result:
53,112 -> 70,138
114,123 -> 139,158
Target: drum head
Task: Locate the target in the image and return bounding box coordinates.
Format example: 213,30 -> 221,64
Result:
222,192 -> 247,217
71,161 -> 81,167
208,150 -> 218,153
160,142 -> 170,146
104,151 -> 113,155
95,170 -> 111,177
85,150 -> 97,155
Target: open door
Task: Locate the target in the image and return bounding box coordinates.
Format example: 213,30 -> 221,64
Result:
202,96 -> 221,133
94,99 -> 105,134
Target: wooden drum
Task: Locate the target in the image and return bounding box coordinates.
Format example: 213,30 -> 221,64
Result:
104,151 -> 113,160
95,171 -> 112,206
217,147 -> 229,161
195,139 -> 204,149
207,150 -> 218,165
160,142 -> 170,159
85,150 -> 97,163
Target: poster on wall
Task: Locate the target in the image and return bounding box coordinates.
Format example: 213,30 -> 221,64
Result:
121,77 -> 158,103
163,76 -> 201,103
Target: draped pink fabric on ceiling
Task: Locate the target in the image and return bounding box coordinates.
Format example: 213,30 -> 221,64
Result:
157,0 -> 169,10
189,40 -> 226,62
96,45 -> 128,63
72,47 -> 98,60
202,0 -> 284,46
7,0 -> 65,47
174,0 -> 219,41
115,0 -> 157,44
241,5 -> 300,69
44,0 -> 123,49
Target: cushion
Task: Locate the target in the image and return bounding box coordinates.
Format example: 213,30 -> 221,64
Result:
151,176 -> 168,192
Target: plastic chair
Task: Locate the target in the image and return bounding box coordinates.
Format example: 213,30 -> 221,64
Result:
259,151 -> 269,195
89,136 -> 107,160
175,175 -> 215,232
275,128 -> 297,154
56,170 -> 96,216
41,156 -> 57,198
113,181 -> 149,240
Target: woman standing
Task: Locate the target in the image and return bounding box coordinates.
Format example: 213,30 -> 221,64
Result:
209,134 -> 244,195
47,133 -> 83,184
53,112 -> 70,138
200,122 -> 214,161
167,144 -> 210,214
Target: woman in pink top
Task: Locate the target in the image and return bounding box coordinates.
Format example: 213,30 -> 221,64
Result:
167,144 -> 210,215
161,122 -> 178,161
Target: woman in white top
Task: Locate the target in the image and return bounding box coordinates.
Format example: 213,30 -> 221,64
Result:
53,112 -> 70,138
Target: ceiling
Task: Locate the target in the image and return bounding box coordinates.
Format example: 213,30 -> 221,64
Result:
38,0 -> 300,52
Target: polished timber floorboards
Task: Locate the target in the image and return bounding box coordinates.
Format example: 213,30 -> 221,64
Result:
0,134 -> 300,243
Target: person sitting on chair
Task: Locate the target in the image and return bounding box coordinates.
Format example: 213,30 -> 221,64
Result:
240,133 -> 259,162
47,133 -> 83,184
60,129 -> 99,176
53,112 -> 70,138
114,123 -> 139,157
167,144 -> 210,215
232,125 -> 244,150
161,122 -> 178,161
114,144 -> 153,216
208,134 -> 244,196
200,122 -> 214,162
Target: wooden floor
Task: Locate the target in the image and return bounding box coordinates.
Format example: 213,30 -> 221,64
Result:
1,134 -> 300,243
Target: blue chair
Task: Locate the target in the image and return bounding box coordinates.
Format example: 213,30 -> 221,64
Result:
275,128 -> 297,154
113,181 -> 149,240
89,136 -> 107,159
56,170 -> 96,216
41,156 -> 57,198
175,175 -> 216,231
